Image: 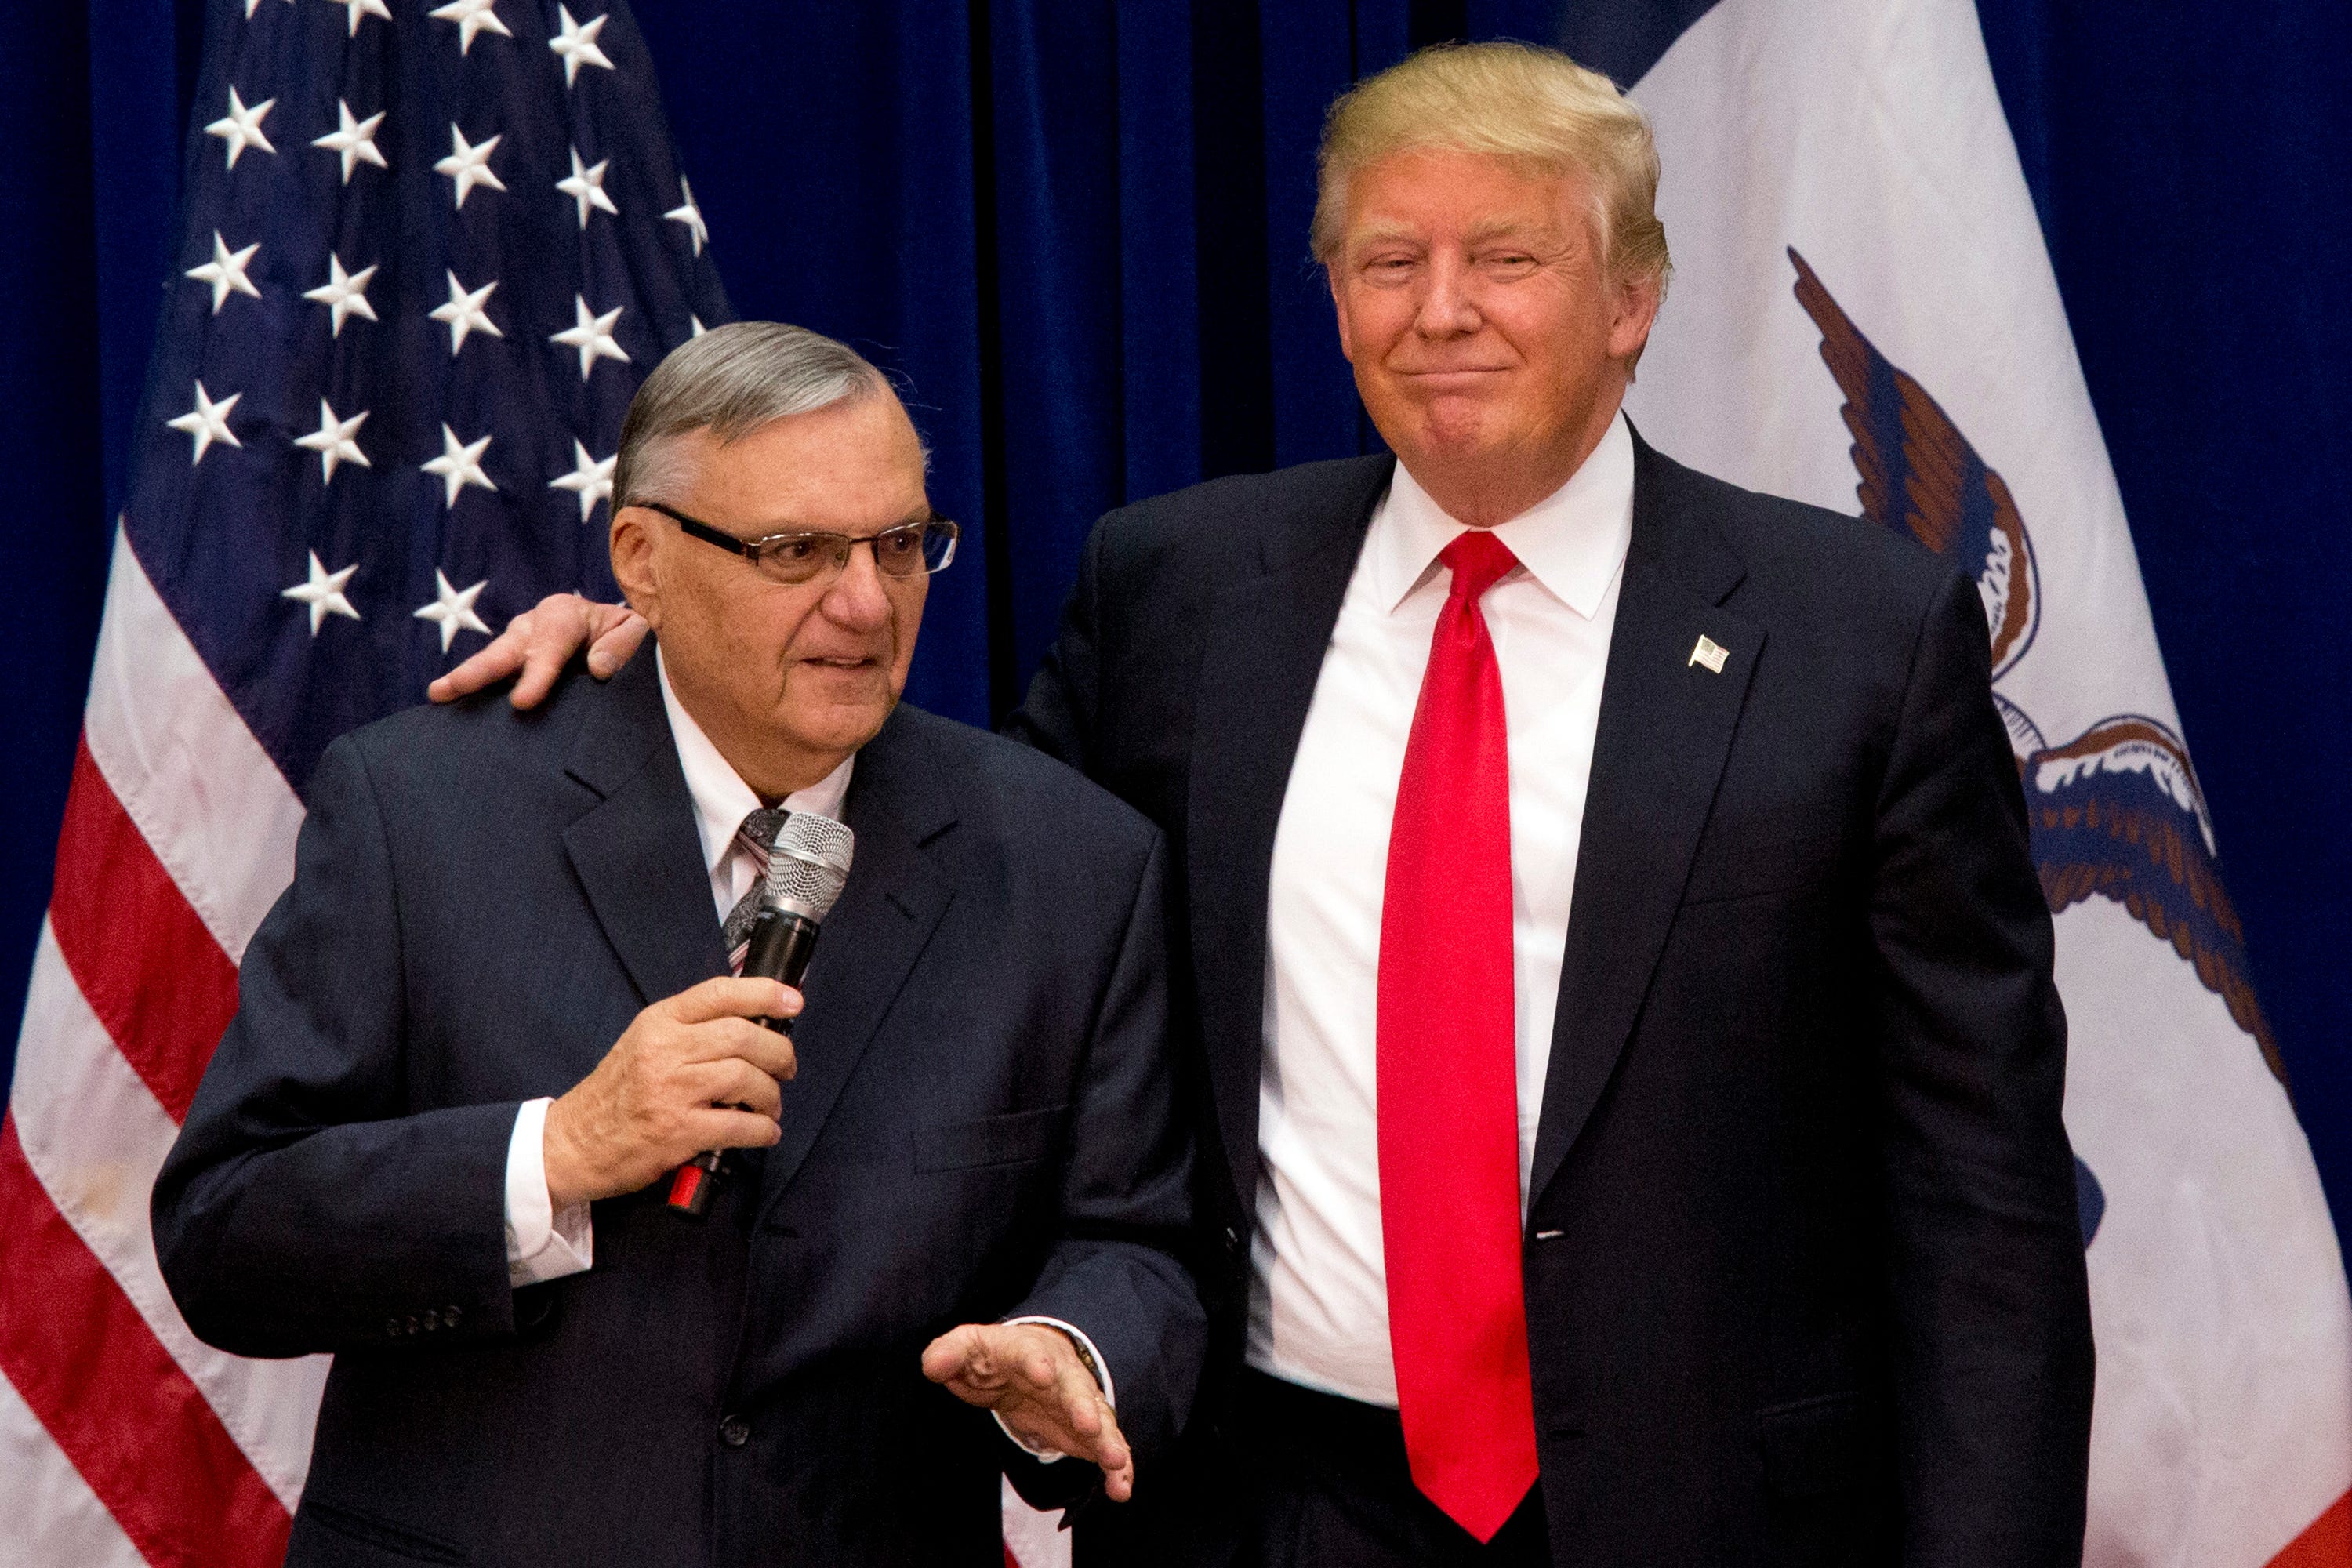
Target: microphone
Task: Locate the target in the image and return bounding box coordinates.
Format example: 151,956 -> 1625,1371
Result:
666,810 -> 855,1215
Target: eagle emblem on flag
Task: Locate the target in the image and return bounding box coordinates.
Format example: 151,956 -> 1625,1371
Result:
1789,248 -> 2281,1091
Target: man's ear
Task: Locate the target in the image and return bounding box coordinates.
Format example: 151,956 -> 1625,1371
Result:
1608,268 -> 1664,366
608,505 -> 662,630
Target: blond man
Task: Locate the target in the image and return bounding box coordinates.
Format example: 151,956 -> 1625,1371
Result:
444,43 -> 2092,1568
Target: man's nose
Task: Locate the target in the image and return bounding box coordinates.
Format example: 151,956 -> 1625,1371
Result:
1414,251 -> 1481,337
819,542 -> 895,630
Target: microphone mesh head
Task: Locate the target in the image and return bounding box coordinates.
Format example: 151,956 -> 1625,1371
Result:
763,810 -> 855,922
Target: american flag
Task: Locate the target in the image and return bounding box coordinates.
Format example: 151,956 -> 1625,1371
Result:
0,0 -> 741,1558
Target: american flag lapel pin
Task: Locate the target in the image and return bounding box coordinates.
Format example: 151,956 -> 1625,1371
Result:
1689,633 -> 1730,673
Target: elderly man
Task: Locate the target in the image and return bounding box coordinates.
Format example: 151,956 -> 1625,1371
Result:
153,322 -> 1203,1566
442,42 -> 2093,1568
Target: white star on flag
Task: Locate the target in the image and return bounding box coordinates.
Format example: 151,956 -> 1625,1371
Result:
243,0 -> 291,20
434,125 -> 506,209
665,176 -> 708,257
302,255 -> 379,337
548,6 -> 614,88
551,294 -> 630,381
427,0 -> 511,55
282,550 -> 361,634
422,423 -> 498,508
334,0 -> 392,35
550,439 -> 617,521
429,270 -> 503,354
185,231 -> 261,314
414,569 -> 492,652
557,147 -> 619,229
292,398 -> 371,483
165,379 -> 241,465
312,100 -> 387,184
204,86 -> 275,169
689,314 -> 706,337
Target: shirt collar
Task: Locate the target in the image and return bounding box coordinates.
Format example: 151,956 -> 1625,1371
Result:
1369,409 -> 1635,619
656,648 -> 855,880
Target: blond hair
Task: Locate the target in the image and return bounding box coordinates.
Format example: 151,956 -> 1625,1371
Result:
1309,41 -> 1670,292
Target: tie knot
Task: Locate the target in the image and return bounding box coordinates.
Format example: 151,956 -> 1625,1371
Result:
1439,530 -> 1519,603
736,806 -> 789,859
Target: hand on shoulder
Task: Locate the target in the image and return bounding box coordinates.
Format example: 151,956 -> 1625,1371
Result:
427,591 -> 648,710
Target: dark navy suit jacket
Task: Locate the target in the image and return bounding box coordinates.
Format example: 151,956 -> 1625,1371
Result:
1008,431 -> 2096,1567
153,650 -> 1204,1566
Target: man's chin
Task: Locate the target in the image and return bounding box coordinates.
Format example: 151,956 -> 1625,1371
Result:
778,682 -> 901,758
1393,415 -> 1510,470
1363,387 -> 1499,451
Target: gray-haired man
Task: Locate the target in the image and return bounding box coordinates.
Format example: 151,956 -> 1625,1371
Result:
154,322 -> 1204,1566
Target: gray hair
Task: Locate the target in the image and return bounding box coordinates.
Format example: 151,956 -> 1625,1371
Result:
612,321 -> 893,511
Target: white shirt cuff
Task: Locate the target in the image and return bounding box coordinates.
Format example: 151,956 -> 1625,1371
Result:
503,1098 -> 593,1287
995,1316 -> 1114,1463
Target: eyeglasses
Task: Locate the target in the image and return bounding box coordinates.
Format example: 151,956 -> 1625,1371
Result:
640,501 -> 960,586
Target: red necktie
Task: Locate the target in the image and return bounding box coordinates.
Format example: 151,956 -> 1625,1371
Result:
1378,529 -> 1538,1541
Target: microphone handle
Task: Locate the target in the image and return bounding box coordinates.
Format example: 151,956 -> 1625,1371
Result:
742,909 -> 821,1032
666,908 -> 822,1216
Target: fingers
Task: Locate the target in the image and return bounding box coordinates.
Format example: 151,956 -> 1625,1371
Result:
426,615 -> 530,703
584,608 -> 649,679
664,976 -> 800,1029
1036,1354 -> 1131,1494
920,1325 -> 1131,1490
735,1028 -> 799,1083
424,594 -> 639,707
673,1015 -> 799,1083
681,1056 -> 784,1121
923,1323 -> 1023,1403
690,1105 -> 786,1153
921,1325 -> 986,1388
510,615 -> 575,709
498,593 -> 601,710
1094,1405 -> 1135,1501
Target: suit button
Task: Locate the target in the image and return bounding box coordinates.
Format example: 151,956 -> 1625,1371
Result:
443,1305 -> 463,1328
386,1318 -> 404,1338
719,1415 -> 750,1447
419,1309 -> 440,1332
405,1315 -> 421,1336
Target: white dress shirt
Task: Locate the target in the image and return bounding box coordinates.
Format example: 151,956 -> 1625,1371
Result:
498,657 -> 1106,1456
1247,412 -> 1635,1408
500,651 -> 851,1287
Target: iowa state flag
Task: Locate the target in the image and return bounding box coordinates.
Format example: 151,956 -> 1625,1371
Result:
1606,0 -> 2352,1561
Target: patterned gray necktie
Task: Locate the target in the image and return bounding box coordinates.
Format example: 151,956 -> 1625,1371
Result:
721,806 -> 790,967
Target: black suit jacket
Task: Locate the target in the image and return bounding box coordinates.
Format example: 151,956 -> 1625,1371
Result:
153,651 -> 1205,1567
1008,431 -> 2094,1566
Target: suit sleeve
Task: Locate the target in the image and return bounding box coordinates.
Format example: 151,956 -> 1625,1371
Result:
1000,831 -> 1207,1507
1001,512 -> 1107,768
151,732 -> 524,1359
1868,570 -> 2095,1566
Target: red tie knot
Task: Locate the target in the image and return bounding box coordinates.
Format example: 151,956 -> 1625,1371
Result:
1439,530 -> 1519,604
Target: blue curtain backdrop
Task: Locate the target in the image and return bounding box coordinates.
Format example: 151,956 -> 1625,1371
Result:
4,1 -> 2347,1240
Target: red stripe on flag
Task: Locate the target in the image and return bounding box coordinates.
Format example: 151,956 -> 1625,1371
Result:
2271,1490 -> 2352,1568
48,737 -> 241,1123
0,1113 -> 290,1568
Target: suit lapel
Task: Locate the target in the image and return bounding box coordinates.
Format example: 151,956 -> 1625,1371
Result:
1185,456 -> 1393,1217
1527,437 -> 1765,1208
757,709 -> 955,1219
562,653 -> 730,1013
